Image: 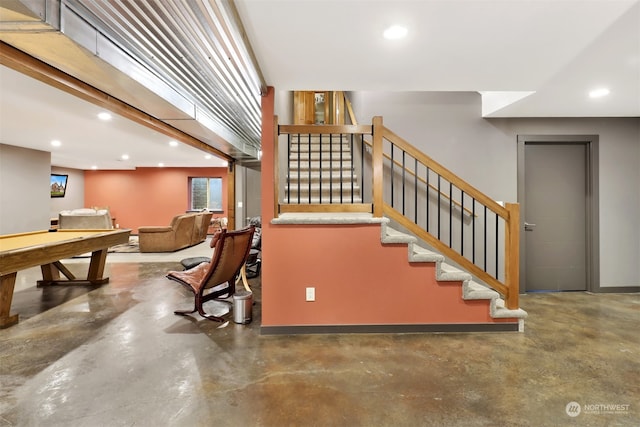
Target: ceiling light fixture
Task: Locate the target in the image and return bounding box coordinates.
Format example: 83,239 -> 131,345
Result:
169,140 -> 178,147
204,154 -> 212,160
589,88 -> 610,98
383,25 -> 408,40
97,112 -> 112,121
51,140 -> 61,147
158,162 -> 165,167
121,154 -> 129,160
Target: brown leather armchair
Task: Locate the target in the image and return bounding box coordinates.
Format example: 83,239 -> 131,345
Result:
138,214 -> 196,252
191,212 -> 213,245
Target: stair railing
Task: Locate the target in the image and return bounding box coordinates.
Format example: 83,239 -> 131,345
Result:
275,116 -> 520,309
276,120 -> 373,214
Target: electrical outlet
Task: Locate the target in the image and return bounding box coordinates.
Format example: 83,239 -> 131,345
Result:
305,287 -> 315,302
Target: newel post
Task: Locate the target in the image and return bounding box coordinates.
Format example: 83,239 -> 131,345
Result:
504,203 -> 520,309
372,116 -> 384,217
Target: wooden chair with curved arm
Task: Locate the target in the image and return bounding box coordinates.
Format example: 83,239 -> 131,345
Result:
166,226 -> 255,322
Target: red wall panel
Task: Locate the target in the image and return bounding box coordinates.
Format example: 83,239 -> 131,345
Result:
84,167 -> 228,233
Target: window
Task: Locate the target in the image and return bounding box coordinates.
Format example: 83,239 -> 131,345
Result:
190,177 -> 223,211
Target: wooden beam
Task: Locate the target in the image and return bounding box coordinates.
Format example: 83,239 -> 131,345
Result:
0,41 -> 231,161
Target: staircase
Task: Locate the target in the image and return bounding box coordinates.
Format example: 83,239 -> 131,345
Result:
381,222 -> 527,331
284,134 -> 362,204
273,116 -> 523,331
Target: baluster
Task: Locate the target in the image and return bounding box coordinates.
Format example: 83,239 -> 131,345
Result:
437,175 -> 441,240
319,133 -> 323,204
402,151 -> 406,215
350,134 -> 355,203
472,198 -> 476,264
287,134 -> 292,204
339,134 -> 344,203
461,191 -> 465,256
329,132 -> 333,203
390,143 -> 395,209
307,133 -> 312,204
484,205 -> 488,271
414,158 -> 418,225
426,167 -> 430,233
495,213 -> 499,278
449,182 -> 453,247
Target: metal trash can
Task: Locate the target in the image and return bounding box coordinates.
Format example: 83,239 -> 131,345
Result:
232,290 -> 253,324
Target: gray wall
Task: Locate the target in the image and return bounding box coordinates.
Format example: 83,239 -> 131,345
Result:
50,166 -> 85,218
0,145 -> 87,234
235,164 -> 262,228
347,91 -> 639,288
0,144 -> 51,234
245,166 -> 261,221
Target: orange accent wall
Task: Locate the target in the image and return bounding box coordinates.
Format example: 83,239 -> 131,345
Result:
262,224 -> 501,325
84,167 -> 228,233
260,88 -> 506,327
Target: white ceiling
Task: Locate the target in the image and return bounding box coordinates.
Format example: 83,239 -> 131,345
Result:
0,64 -> 229,170
237,0 -> 640,117
1,0 -> 638,171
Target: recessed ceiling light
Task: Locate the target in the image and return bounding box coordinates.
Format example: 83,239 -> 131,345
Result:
51,140 -> 61,147
121,154 -> 129,160
169,140 -> 178,147
589,88 -> 610,98
97,112 -> 112,121
204,154 -> 212,160
91,165 -> 98,170
158,162 -> 165,167
383,25 -> 408,40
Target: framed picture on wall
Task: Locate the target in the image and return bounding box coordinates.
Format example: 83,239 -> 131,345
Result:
50,174 -> 68,198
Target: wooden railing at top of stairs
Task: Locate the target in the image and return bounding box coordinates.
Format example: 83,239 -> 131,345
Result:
275,115 -> 520,310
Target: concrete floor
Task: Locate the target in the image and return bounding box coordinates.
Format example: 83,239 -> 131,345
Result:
1,245 -> 638,426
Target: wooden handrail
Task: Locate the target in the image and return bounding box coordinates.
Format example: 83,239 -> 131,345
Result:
362,138 -> 476,217
380,125 -> 509,219
279,124 -> 372,135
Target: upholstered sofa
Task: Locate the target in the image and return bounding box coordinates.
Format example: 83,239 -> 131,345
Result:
138,212 -> 212,253
192,211 -> 213,245
58,208 -> 113,229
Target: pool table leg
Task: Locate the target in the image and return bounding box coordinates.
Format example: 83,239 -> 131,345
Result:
0,272 -> 19,328
38,249 -> 110,286
87,249 -> 109,283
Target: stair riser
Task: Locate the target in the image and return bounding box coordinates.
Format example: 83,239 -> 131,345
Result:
289,153 -> 352,161
289,161 -> 353,169
282,197 -> 363,204
286,187 -> 361,195
290,144 -> 352,152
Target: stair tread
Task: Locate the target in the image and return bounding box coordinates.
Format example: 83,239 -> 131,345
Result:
438,266 -> 471,282
492,299 -> 528,318
382,226 -> 416,244
409,245 -> 445,263
463,281 -> 499,300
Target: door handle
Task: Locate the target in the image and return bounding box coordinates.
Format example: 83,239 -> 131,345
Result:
524,222 -> 536,231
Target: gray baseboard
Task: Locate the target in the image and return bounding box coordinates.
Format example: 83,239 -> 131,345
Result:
591,286 -> 640,294
261,322 -> 519,335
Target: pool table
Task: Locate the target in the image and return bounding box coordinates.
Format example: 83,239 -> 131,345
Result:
0,229 -> 131,328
